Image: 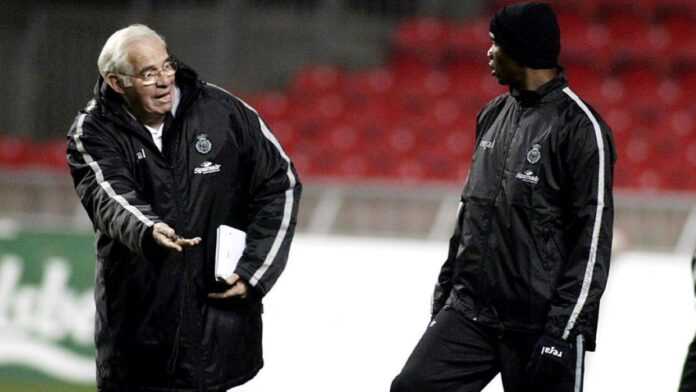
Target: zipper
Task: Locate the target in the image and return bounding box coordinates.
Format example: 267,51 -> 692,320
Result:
477,102 -> 523,325
492,103 -> 523,202
165,117 -> 189,378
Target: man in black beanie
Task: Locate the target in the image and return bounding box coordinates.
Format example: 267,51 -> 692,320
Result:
391,2 -> 616,392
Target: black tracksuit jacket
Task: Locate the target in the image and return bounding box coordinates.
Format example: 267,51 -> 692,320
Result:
433,75 -> 615,351
67,65 -> 301,391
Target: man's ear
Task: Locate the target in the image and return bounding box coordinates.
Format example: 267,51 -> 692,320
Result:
105,74 -> 127,94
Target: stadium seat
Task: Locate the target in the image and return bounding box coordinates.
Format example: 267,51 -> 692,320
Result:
0,136 -> 32,169
291,65 -> 345,97
565,64 -> 606,105
557,11 -> 610,68
659,14 -> 696,69
612,65 -> 669,112
36,140 -> 69,171
391,17 -> 451,67
447,18 -> 490,61
604,13 -> 664,66
676,69 -> 696,103
247,91 -> 290,122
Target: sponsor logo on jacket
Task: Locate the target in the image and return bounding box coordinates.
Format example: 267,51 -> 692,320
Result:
480,140 -> 495,150
541,345 -> 564,358
194,161 -> 221,175
515,170 -> 539,184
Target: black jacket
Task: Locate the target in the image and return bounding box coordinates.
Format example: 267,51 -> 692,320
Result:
433,75 -> 615,351
67,65 -> 301,391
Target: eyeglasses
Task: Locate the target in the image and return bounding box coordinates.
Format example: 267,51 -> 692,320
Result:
119,59 -> 177,86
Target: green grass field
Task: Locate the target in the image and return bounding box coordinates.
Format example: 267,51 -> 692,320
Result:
0,382 -> 95,392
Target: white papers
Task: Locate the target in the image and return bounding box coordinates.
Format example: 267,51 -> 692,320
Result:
214,225 -> 246,281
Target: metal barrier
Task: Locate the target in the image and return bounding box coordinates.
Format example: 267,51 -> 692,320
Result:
1,171 -> 695,252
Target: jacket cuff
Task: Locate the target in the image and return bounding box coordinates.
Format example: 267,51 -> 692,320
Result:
544,318 -> 596,352
140,224 -> 167,262
235,264 -> 266,298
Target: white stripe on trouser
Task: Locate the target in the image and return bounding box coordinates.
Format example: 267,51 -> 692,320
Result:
561,87 -> 606,339
205,83 -> 297,287
575,334 -> 584,392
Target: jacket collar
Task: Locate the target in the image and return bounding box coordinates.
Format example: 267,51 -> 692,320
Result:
509,70 -> 568,107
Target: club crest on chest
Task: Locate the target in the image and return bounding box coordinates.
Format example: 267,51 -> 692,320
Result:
194,133 -> 212,155
527,144 -> 541,164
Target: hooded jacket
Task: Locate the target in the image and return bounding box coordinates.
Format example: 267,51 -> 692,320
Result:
433,74 -> 615,351
67,65 -> 301,391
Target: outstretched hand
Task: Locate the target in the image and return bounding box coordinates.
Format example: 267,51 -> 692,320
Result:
152,222 -> 201,252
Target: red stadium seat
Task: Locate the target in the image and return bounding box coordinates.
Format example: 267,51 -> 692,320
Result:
447,18 -> 490,60
291,65 -> 345,97
603,13 -> 664,66
612,65 -> 670,112
397,69 -> 452,101
391,17 -> 451,67
663,109 -> 696,141
654,0 -> 696,18
35,140 -> 69,172
448,59 -> 503,104
659,14 -> 696,69
676,69 -> 696,103
266,119 -> 298,152
0,136 -> 33,169
246,91 -> 290,122
557,12 -> 610,68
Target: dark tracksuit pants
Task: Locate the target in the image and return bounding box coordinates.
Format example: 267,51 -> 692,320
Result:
390,306 -> 585,392
680,333 -> 696,391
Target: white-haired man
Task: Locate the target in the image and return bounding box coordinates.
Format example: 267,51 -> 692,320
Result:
67,24 -> 301,391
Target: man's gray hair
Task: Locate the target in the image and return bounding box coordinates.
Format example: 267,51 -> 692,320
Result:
97,24 -> 166,79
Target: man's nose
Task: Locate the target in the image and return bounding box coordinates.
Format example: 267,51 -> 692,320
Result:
155,76 -> 171,88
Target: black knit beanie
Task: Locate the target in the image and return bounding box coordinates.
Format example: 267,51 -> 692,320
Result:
489,2 -> 561,69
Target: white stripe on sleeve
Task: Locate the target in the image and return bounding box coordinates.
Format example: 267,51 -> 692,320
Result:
206,83 -> 297,287
561,87 -> 606,340
73,112 -> 155,228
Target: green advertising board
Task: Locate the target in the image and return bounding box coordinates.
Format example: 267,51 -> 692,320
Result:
0,229 -> 96,392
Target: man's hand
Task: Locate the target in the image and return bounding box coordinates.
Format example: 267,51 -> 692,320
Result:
526,334 -> 576,387
152,222 -> 201,252
208,273 -> 248,299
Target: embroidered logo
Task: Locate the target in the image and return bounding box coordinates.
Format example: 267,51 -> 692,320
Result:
527,144 -> 541,164
194,161 -> 221,175
515,170 -> 539,184
194,133 -> 212,154
136,148 -> 147,161
480,140 -> 495,150
541,345 -> 564,358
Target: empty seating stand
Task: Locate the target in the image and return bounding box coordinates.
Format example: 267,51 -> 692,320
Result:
5,0 -> 696,191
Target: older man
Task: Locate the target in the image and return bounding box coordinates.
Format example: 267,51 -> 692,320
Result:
67,24 -> 301,391
391,3 -> 616,392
